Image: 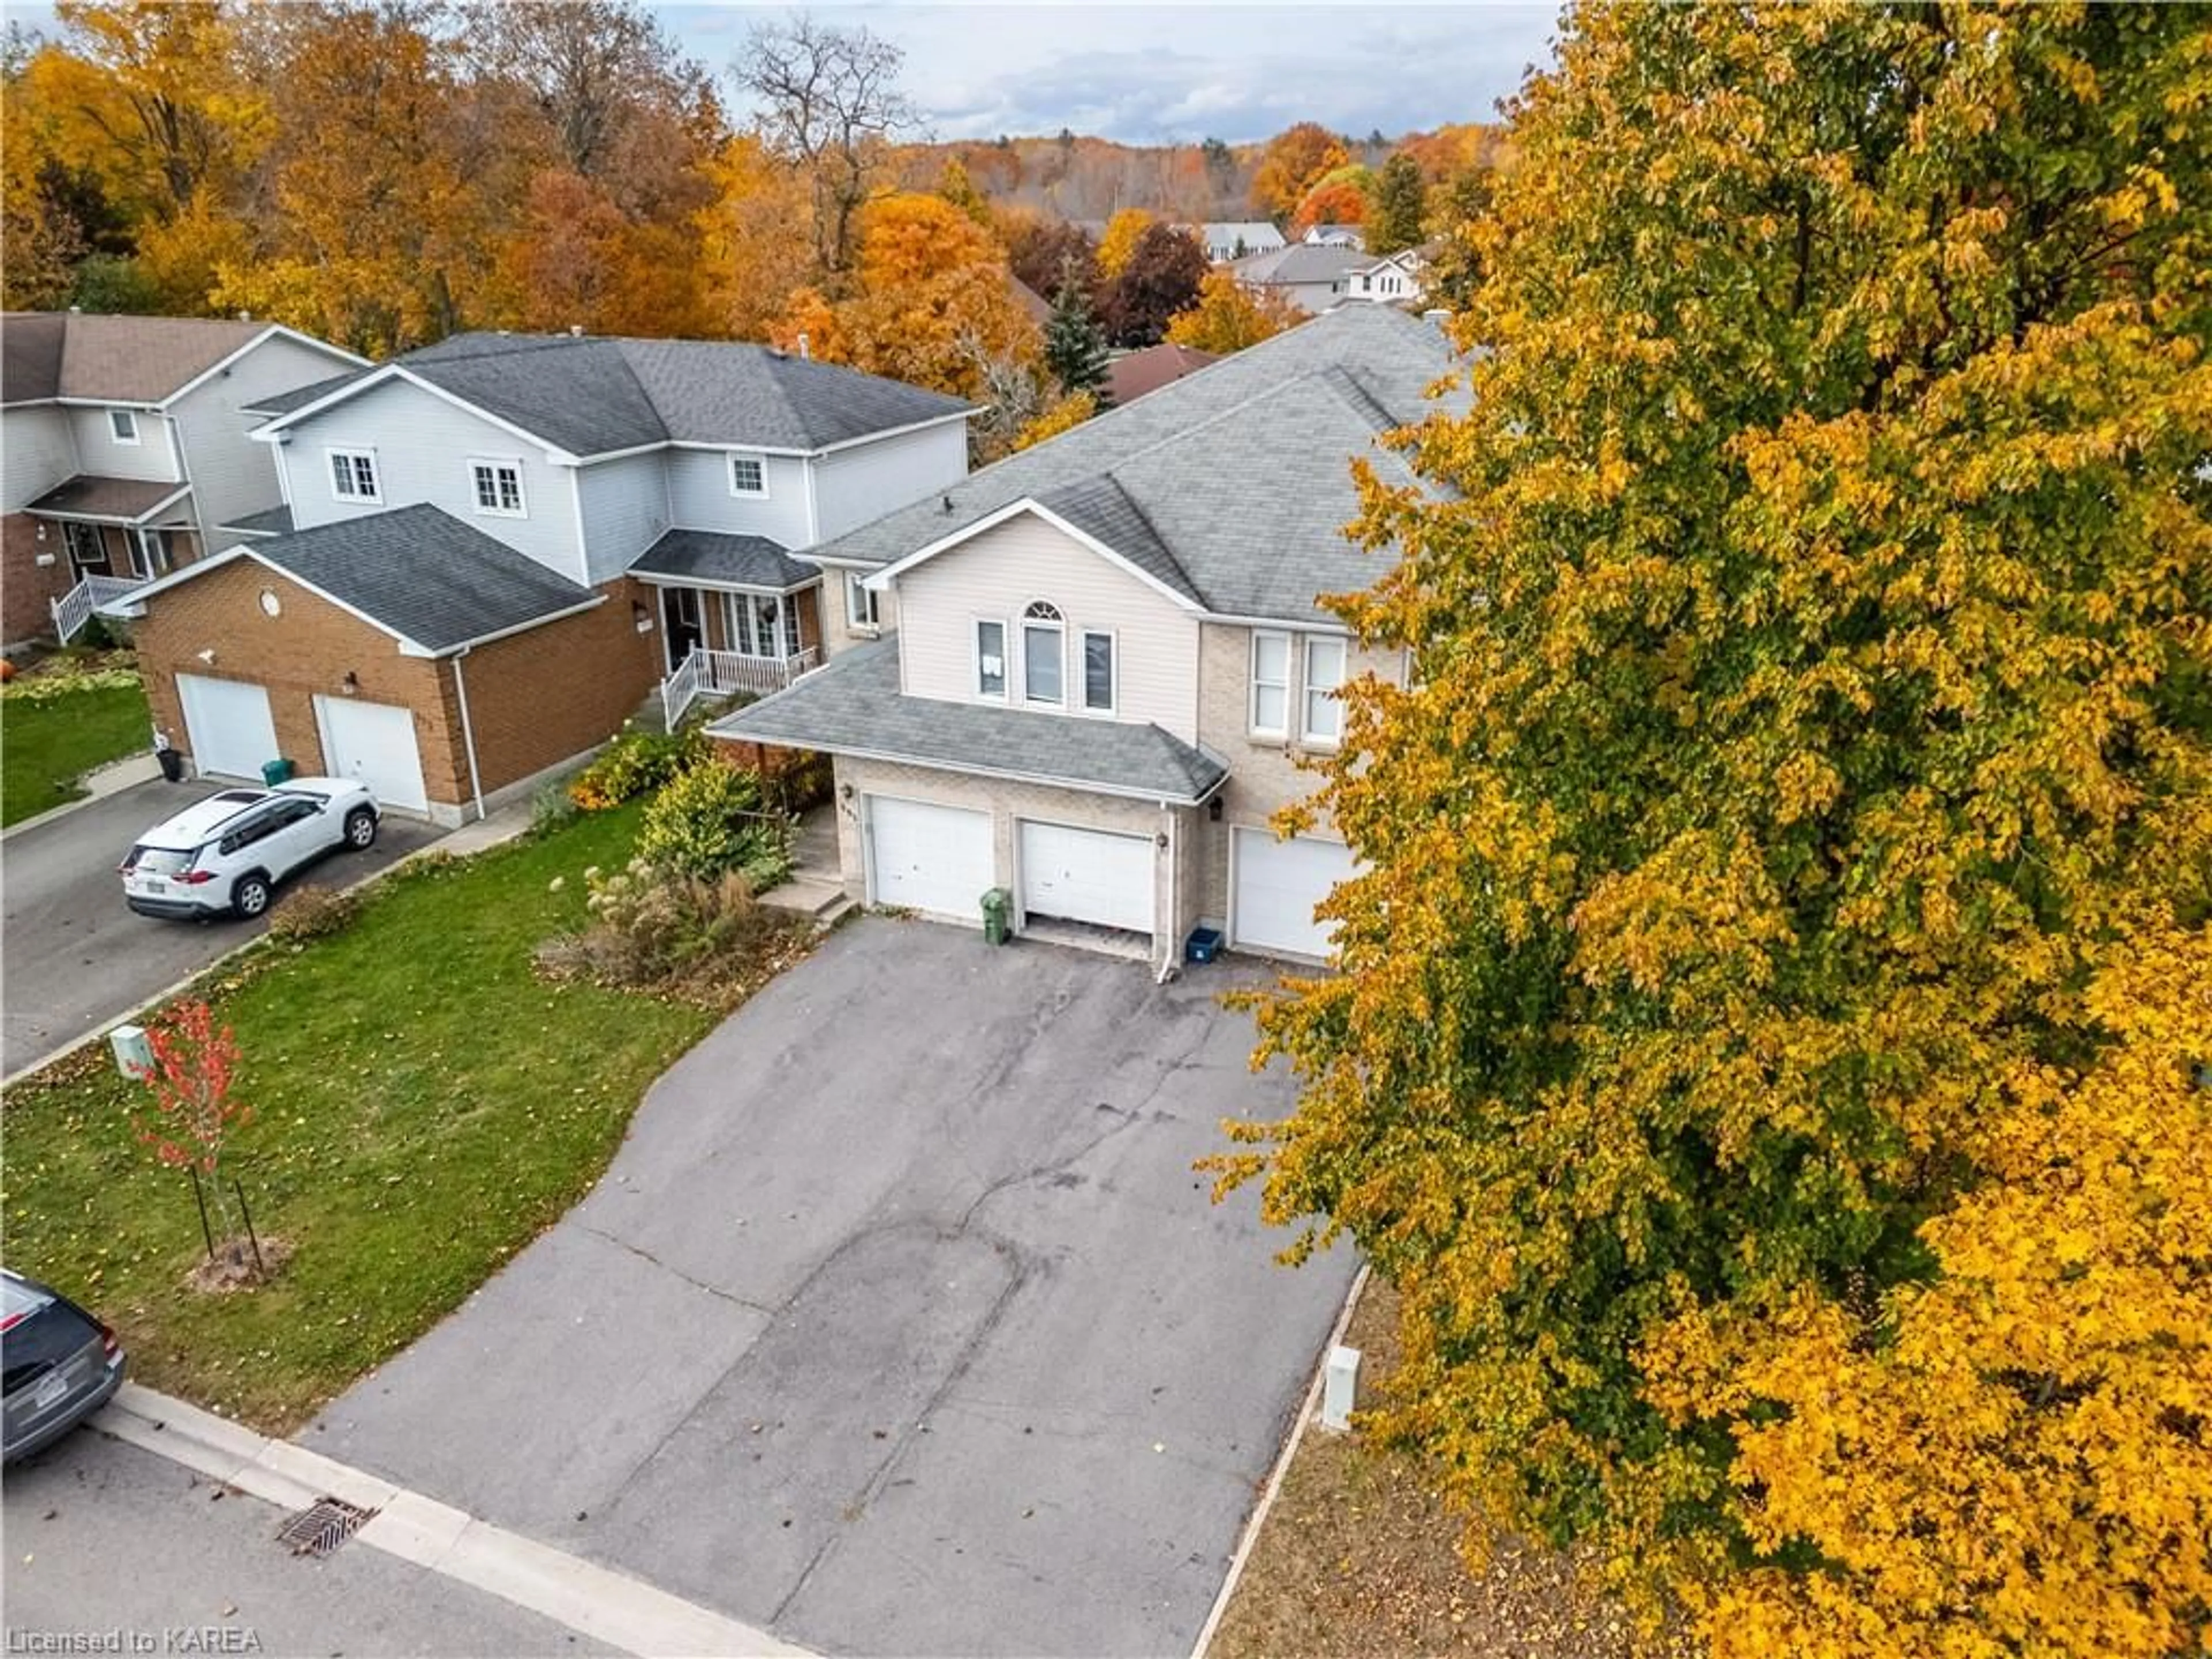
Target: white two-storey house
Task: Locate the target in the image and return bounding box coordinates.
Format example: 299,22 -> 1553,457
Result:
717,306 -> 1455,971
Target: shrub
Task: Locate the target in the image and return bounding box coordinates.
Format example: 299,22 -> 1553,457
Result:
637,759 -> 793,888
266,885 -> 361,944
534,857 -> 793,1001
531,781 -> 580,835
566,724 -> 707,811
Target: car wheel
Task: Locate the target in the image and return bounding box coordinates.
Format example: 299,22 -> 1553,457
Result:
343,807 -> 377,850
232,873 -> 272,919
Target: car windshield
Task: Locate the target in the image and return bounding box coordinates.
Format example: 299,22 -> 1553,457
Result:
1,1300 -> 96,1393
128,846 -> 196,876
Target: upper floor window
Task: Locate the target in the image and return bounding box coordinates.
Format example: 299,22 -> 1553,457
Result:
1304,636 -> 1348,745
1250,631 -> 1290,737
1022,600 -> 1063,706
469,459 -> 525,517
1081,630 -> 1115,714
976,619 -> 1007,698
109,409 -> 140,445
847,572 -> 880,632
729,453 -> 767,497
328,448 -> 380,503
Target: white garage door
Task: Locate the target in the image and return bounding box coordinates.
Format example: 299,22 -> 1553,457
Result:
1018,820 -> 1154,935
176,673 -> 279,782
867,796 -> 994,921
1232,830 -> 1358,960
315,695 -> 428,813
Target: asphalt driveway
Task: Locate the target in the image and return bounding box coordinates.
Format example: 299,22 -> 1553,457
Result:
2,776 -> 443,1075
309,918 -> 1358,1657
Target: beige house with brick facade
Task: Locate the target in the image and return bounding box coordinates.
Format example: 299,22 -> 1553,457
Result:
2,312 -> 363,650
111,332 -> 974,824
715,306 -> 1455,971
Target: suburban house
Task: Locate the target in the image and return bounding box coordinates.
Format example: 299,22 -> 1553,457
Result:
1196,221 -> 1287,263
1,311 -> 363,650
714,305 -> 1455,973
1301,223 -> 1366,249
109,332 -> 974,824
1228,243 -> 1427,316
1104,342 -> 1221,408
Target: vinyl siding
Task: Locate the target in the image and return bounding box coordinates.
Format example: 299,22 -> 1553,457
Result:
664,449 -> 813,547
275,377 -> 586,583
811,420 -> 968,541
893,512 -> 1199,743
172,334 -> 353,540
69,406 -> 179,483
576,452 -> 672,584
1,408 -> 79,512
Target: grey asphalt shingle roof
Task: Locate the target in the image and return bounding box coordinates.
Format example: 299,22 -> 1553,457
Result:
630,528 -> 815,591
250,334 -> 973,459
713,637 -> 1228,805
821,305 -> 1459,626
206,505 -> 596,653
26,476 -> 191,523
1230,244 -> 1372,287
2,312 -> 277,405
217,504 -> 295,538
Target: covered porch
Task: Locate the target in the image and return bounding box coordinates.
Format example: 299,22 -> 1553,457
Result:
630,528 -> 824,725
30,476 -> 199,641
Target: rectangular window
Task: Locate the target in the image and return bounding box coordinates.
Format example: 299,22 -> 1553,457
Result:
725,593 -> 793,658
1250,631 -> 1289,736
729,453 -> 767,497
1081,630 -> 1115,714
109,409 -> 139,444
976,620 -> 1006,699
469,459 -> 525,517
328,449 -> 380,503
1023,619 -> 1063,706
1304,636 -> 1348,744
846,572 -> 880,631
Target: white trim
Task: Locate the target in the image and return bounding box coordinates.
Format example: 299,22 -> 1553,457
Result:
1249,629 -> 1290,738
866,498 -> 1206,615
974,616 -> 1009,700
727,452 -> 768,498
631,570 -> 818,597
1020,604 -> 1064,707
1301,634 -> 1347,747
325,446 -> 381,504
450,649 -> 488,823
467,456 -> 528,518
108,408 -> 142,445
158,325 -> 369,409
566,467 -> 590,585
1080,627 -> 1118,716
845,570 -> 881,634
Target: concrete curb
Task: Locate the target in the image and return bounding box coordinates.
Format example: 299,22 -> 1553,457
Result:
1190,1262 -> 1372,1659
0,802 -> 534,1091
96,1383 -> 809,1658
1,752 -> 165,842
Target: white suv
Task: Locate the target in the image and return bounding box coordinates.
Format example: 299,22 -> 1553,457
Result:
120,778 -> 379,921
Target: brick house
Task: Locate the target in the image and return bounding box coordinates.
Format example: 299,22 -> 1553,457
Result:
1,312 -> 364,650
714,306 -> 1456,971
111,331 -> 975,824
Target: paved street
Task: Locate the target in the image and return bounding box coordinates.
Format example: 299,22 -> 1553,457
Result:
3,1430 -> 614,1658
1,778 -> 442,1075
310,919 -> 1358,1658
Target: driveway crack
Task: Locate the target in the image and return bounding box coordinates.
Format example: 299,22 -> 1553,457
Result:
577,1222 -> 777,1316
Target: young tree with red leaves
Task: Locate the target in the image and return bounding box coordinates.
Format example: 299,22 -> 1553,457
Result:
128,999 -> 251,1255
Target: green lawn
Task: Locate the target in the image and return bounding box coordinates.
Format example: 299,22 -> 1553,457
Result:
1,679 -> 153,827
0,804 -> 752,1431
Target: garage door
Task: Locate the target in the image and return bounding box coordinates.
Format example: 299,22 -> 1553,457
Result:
176,673 -> 278,782
1232,830 -> 1358,959
315,695 -> 429,813
867,796 -> 993,921
1018,820 -> 1154,935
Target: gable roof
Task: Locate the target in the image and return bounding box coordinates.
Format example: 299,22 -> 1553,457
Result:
1,312 -> 356,407
1105,342 -> 1219,407
1231,244 -> 1372,288
629,528 -> 816,592
812,305 -> 1457,625
713,637 -> 1228,805
250,333 -> 975,460
116,504 -> 600,654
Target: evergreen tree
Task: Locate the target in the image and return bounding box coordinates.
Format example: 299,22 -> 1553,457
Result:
1041,256 -> 1107,401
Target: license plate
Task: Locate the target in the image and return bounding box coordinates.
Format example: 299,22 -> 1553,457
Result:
32,1370 -> 70,1411
143,879 -> 166,893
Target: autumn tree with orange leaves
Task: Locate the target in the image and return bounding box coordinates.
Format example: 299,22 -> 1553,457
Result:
1214,6 -> 2212,1656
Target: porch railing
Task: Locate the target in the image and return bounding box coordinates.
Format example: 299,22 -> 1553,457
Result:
51,574 -> 145,643
662,645 -> 820,727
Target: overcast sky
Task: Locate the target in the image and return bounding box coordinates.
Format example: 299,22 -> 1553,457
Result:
677,3 -> 1561,144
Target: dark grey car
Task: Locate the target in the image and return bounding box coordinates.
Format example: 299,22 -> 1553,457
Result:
2,1269 -> 126,1462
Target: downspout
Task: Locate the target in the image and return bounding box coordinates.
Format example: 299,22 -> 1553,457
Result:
1156,802 -> 1179,984
451,646 -> 487,823
165,411 -> 206,572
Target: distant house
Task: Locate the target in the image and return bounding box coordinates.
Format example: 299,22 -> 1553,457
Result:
1196,221 -> 1286,263
1105,343 -> 1221,408
1,312 -> 364,650
1232,243 -> 1429,317
1340,249 -> 1429,306
1301,224 -> 1366,251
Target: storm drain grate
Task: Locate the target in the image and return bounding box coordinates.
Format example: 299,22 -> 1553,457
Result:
276,1495 -> 378,1558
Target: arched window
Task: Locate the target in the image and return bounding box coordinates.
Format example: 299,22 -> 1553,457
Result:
1022,600 -> 1065,704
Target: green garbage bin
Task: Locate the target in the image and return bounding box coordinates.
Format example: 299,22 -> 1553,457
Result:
261,757 -> 295,786
980,887 -> 1012,946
